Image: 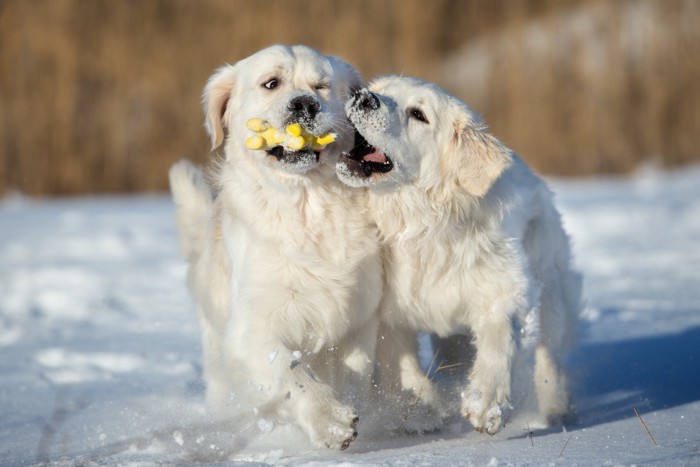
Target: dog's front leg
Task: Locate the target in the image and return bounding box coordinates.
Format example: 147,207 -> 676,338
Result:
461,311 -> 515,434
281,354 -> 360,450
224,329 -> 359,450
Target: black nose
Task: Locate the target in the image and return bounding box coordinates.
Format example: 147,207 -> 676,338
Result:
288,95 -> 320,119
354,89 -> 380,111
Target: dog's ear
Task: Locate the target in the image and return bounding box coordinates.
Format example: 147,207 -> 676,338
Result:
203,65 -> 237,150
329,56 -> 364,97
451,118 -> 512,197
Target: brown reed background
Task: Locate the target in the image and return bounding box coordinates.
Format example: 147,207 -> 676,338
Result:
1,0 -> 698,196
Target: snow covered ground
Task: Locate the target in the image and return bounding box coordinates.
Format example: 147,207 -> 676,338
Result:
1,165 -> 699,466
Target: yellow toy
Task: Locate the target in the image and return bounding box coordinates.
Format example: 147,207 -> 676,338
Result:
245,118 -> 336,152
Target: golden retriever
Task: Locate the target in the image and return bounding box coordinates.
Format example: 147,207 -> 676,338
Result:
169,45 -> 382,450
336,76 -> 582,434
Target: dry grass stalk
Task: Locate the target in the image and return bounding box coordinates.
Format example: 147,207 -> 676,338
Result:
559,433 -> 573,458
633,406 -> 658,447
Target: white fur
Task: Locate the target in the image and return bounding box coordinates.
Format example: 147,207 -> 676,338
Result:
169,45 -> 382,450
337,76 -> 582,434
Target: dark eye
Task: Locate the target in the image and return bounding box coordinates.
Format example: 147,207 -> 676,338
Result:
263,78 -> 279,90
314,82 -> 329,91
410,108 -> 429,124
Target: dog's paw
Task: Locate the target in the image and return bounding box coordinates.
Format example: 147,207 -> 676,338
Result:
305,404 -> 359,450
461,389 -> 508,435
399,385 -> 449,433
401,398 -> 447,434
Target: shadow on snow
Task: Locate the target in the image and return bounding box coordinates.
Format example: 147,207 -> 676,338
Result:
569,321 -> 700,427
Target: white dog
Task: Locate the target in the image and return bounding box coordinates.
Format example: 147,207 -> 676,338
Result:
169,45 -> 382,450
336,76 -> 582,434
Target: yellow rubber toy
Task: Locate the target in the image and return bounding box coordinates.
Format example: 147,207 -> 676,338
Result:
245,118 -> 336,152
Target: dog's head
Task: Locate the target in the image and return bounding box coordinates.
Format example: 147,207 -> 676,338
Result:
204,45 -> 362,175
336,76 -> 512,197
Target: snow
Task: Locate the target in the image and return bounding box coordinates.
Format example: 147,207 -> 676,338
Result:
2,166 -> 700,465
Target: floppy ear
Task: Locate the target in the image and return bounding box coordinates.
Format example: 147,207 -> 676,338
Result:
452,119 -> 512,197
202,65 -> 237,150
329,56 -> 364,97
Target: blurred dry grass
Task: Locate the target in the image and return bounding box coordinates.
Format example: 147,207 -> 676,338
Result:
0,0 -> 698,195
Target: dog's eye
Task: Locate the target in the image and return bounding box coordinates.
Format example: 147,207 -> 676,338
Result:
314,83 -> 330,91
409,108 -> 429,124
263,78 -> 279,90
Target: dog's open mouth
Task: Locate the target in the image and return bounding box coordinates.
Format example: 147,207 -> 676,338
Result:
338,130 -> 393,179
266,146 -> 321,167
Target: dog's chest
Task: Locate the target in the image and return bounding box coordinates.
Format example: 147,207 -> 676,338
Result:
225,188 -> 379,345
386,239 -> 469,328
385,222 -> 524,336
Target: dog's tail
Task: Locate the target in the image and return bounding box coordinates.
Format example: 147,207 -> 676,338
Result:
168,160 -> 213,260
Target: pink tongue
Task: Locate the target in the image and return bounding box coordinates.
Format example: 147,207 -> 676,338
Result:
362,149 -> 387,164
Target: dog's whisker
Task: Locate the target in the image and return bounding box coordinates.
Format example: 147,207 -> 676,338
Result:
326,119 -> 354,138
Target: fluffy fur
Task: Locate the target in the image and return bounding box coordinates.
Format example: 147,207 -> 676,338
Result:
336,76 -> 582,434
169,45 -> 382,450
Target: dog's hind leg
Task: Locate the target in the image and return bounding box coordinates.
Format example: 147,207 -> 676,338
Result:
533,264 -> 580,424
332,320 -> 379,413
534,343 -> 569,423
522,200 -> 581,425
198,312 -> 234,413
